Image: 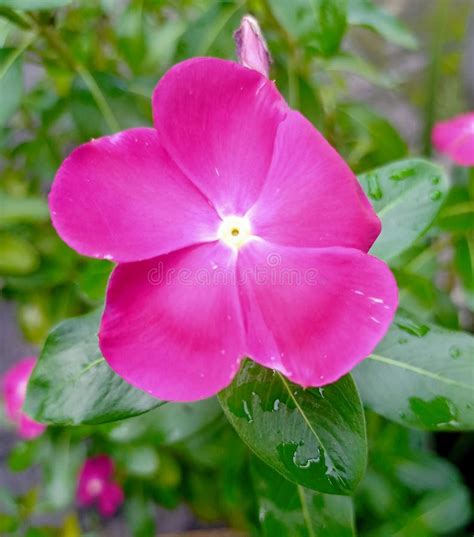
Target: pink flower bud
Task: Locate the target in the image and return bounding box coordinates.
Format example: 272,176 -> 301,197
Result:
2,357 -> 46,440
234,15 -> 271,78
76,455 -> 124,517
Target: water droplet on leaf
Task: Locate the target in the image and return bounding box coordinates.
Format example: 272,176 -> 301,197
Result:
389,168 -> 414,181
449,346 -> 461,359
366,173 -> 383,200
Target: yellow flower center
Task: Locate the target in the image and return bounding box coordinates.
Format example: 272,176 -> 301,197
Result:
218,215 -> 252,249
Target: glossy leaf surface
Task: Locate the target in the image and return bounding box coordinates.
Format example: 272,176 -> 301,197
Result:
24,309 -> 162,425
354,311 -> 474,430
219,361 -> 366,495
358,159 -> 449,262
253,458 -> 355,537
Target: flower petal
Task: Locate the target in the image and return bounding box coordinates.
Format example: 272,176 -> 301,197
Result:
49,128 -> 221,263
152,58 -> 288,216
238,241 -> 397,387
77,455 -> 114,505
2,357 -> 46,439
3,357 -> 35,423
98,482 -> 124,517
18,414 -> 46,440
100,242 -> 246,402
432,112 -> 474,166
248,111 -> 380,251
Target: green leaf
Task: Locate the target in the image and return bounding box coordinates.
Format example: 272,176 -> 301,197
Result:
334,103 -> 407,172
413,484 -> 470,534
124,485 -> 156,537
358,159 -> 449,262
0,233 -> 39,275
176,0 -> 243,60
253,458 -> 355,537
267,0 -> 347,56
0,47 -> 22,125
7,441 -> 39,472
0,193 -> 49,226
108,398 -> 222,445
0,0 -> 71,9
353,311 -> 474,431
324,52 -> 395,88
437,185 -> 473,232
454,234 -> 474,310
24,309 -> 162,425
348,0 -> 417,49
77,259 -> 113,302
121,445 -> 159,477
218,361 -> 367,495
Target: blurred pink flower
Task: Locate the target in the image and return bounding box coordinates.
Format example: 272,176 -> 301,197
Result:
76,455 -> 124,517
432,112 -> 474,166
234,15 -> 271,78
2,357 -> 46,440
49,57 -> 397,402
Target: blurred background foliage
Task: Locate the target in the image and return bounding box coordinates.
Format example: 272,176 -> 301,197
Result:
0,0 -> 473,535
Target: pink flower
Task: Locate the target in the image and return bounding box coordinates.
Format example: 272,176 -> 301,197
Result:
49,57 -> 398,402
76,455 -> 124,517
234,15 -> 271,78
2,357 -> 46,439
432,112 -> 474,166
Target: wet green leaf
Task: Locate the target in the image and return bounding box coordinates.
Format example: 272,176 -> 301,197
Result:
219,361 -> 367,495
354,311 -> 474,430
358,159 -> 449,262
253,458 -> 355,537
24,309 -> 163,425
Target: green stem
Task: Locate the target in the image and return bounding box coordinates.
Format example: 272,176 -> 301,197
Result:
30,17 -> 120,132
0,31 -> 36,81
0,7 -> 31,29
421,0 -> 449,155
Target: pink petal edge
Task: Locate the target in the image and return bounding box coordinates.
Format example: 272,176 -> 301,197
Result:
432,112 -> 474,166
152,57 -> 288,216
49,128 -> 221,263
237,241 -> 398,387
248,111 -> 381,251
2,357 -> 46,439
99,241 -> 247,402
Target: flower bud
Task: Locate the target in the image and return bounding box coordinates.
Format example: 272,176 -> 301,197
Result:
234,15 -> 271,78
